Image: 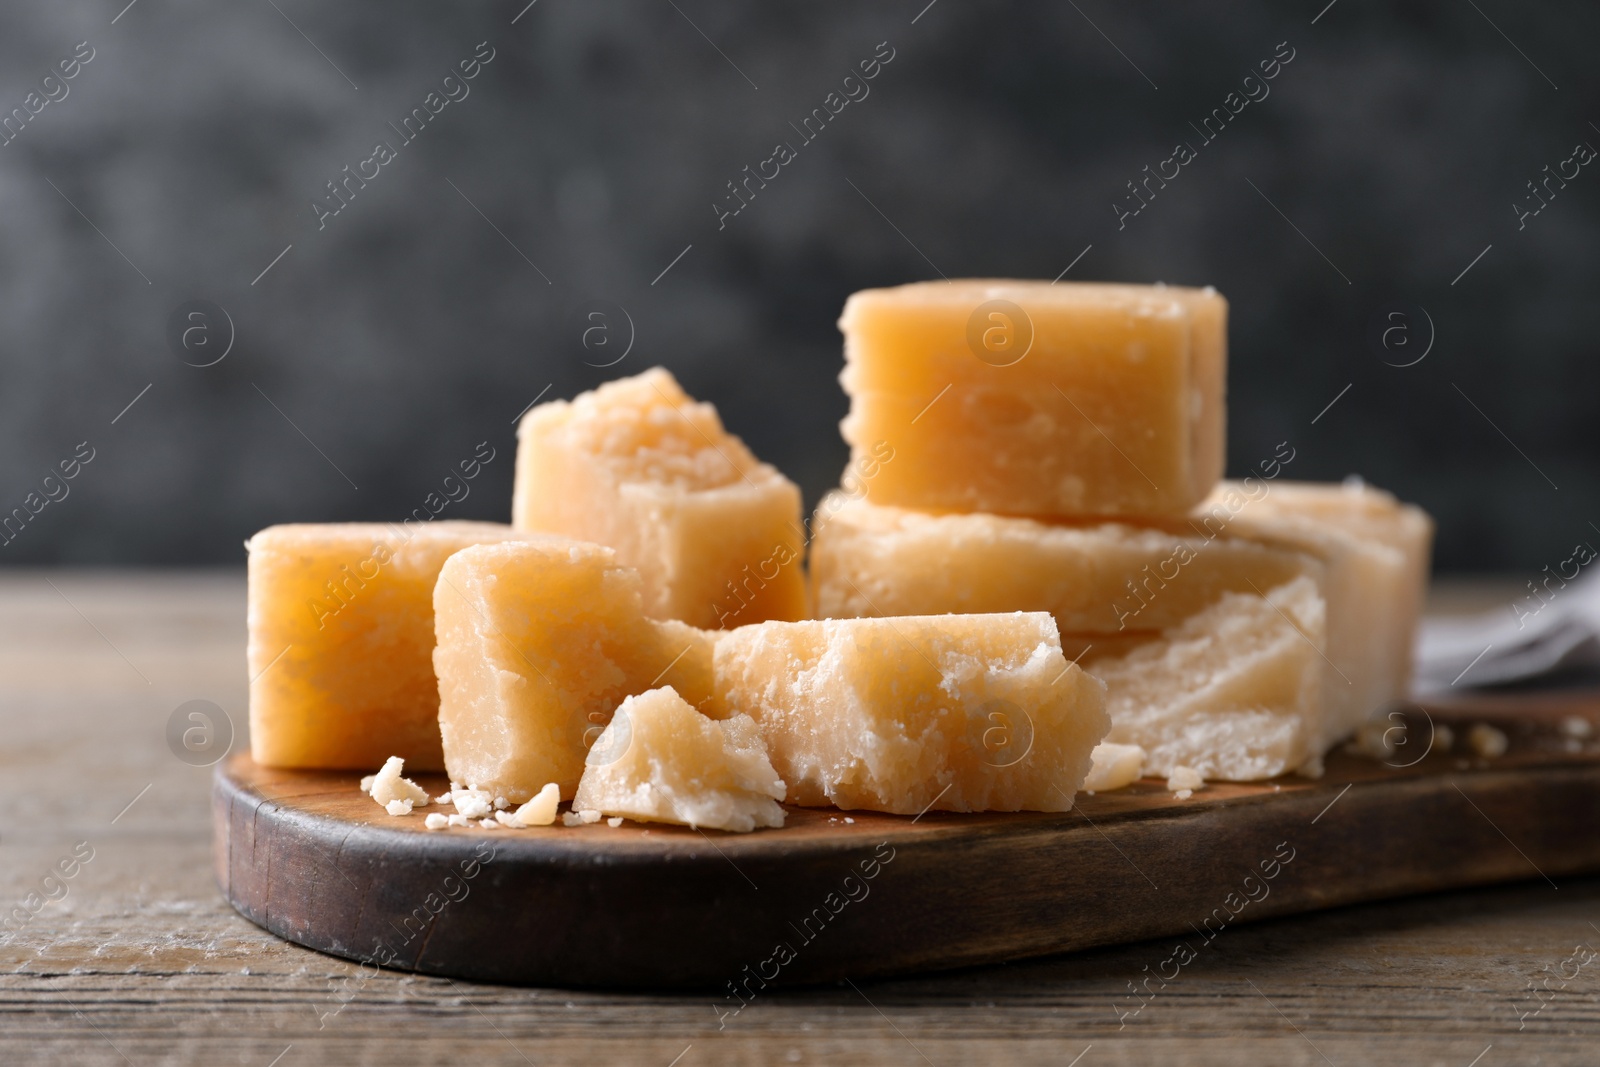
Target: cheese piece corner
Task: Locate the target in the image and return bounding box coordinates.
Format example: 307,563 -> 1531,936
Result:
511,367 -> 806,629
838,280 -> 1226,517
572,686 -> 786,832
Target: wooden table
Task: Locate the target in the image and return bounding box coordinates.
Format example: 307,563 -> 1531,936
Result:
3,571 -> 1597,1066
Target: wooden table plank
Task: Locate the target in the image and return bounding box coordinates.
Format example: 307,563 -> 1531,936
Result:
3,570 -> 1598,1065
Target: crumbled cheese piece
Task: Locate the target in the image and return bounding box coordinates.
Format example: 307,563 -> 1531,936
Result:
359,775 -> 376,794
494,810 -> 522,828
1083,742 -> 1146,792
369,756 -> 430,808
447,814 -> 471,828
433,793 -> 453,805
1468,724 -> 1509,759
509,783 -> 561,827
494,796 -> 509,810
844,817 -> 855,824
607,817 -> 623,827
479,818 -> 499,829
1174,788 -> 1193,801
424,813 -> 449,830
385,799 -> 414,816
576,809 -> 602,824
561,812 -> 585,827
450,788 -> 494,819
1166,766 -> 1205,793
1561,716 -> 1593,740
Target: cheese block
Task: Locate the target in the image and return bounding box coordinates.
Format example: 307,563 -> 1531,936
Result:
714,613 -> 1110,814
838,280 -> 1226,517
572,686 -> 786,832
433,540 -> 719,801
1189,480 -> 1433,744
1088,577 -> 1327,781
247,521 -> 544,771
511,368 -> 806,629
809,492 -> 1321,638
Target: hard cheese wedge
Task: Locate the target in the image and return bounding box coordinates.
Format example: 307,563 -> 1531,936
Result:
512,368 -> 805,629
247,521 -> 542,771
433,540 -> 718,800
809,491 -> 1321,639
838,280 -> 1226,517
714,613 -> 1110,814
572,686 -> 786,832
1088,576 -> 1327,780
1189,480 -> 1433,745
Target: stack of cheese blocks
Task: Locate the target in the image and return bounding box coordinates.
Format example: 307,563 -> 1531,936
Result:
246,280 -> 1432,833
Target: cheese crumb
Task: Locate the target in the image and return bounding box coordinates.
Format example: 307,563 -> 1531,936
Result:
844,817 -> 855,824
1084,742 -> 1146,792
1468,724 -> 1509,759
1166,766 -> 1205,793
494,810 -> 522,828
494,796 -> 509,810
508,782 -> 561,827
607,817 -> 623,827
450,788 -> 494,819
433,793 -> 453,805
369,756 -> 430,808
560,809 -> 603,827
424,813 -> 449,830
359,775 -> 376,794
479,818 -> 499,829
447,814 -> 471,828
1174,788 -> 1193,801
385,799 -> 414,816
1561,716 -> 1593,740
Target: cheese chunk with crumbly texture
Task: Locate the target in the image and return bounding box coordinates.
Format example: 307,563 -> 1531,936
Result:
1083,743 -> 1146,792
1190,480 -> 1433,745
511,368 -> 805,630
1089,577 -> 1326,781
247,521 -> 546,771
573,687 -> 786,832
809,492 -> 1320,639
433,540 -> 719,801
714,613 -> 1109,814
838,280 -> 1226,517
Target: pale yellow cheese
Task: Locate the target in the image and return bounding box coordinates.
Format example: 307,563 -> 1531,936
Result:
1190,480 -> 1433,744
1088,577 -> 1326,781
572,686 -> 786,832
808,491 -> 1321,637
1083,742 -> 1146,792
838,280 -> 1226,517
714,612 -> 1110,814
512,368 -> 806,629
247,521 -> 544,771
433,540 -> 719,801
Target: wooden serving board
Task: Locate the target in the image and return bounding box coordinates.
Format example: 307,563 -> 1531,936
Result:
214,692 -> 1600,990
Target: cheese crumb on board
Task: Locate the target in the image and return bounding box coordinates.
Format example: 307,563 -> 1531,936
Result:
246,521 -> 550,771
447,814 -> 471,828
424,813 -> 449,830
1166,766 -> 1205,792
1468,723 -> 1509,759
479,818 -> 498,829
561,810 -> 605,827
714,612 -> 1109,814
508,783 -> 561,827
449,788 -> 493,820
1174,788 -> 1193,801
1090,577 -> 1325,782
1561,716 -> 1593,739
359,775 -> 376,794
512,367 -> 806,629
385,799 -> 414,816
571,687 -> 787,832
838,281 -> 1226,517
607,816 -> 623,827
1083,743 -> 1147,792
368,756 -> 430,808
433,539 -> 719,801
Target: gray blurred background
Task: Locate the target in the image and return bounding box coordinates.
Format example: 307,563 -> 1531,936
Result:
0,0 -> 1595,572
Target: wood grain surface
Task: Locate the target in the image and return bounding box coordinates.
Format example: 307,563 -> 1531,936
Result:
5,571 -> 1600,1065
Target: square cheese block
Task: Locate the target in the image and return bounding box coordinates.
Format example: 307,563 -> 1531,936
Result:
433,539 -> 718,801
1190,480 -> 1433,744
1089,577 -> 1327,781
808,491 -> 1321,639
572,686 -> 786,832
838,280 -> 1226,517
511,367 -> 806,629
714,612 -> 1110,814
247,521 -> 544,771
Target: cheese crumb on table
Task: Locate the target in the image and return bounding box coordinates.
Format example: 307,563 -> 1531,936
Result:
714,612 -> 1109,814
424,813 -> 449,830
1468,723 -> 1509,759
512,367 -> 806,629
385,799 -> 413,816
1166,766 -> 1206,793
507,783 -> 561,827
447,814 -> 472,828
572,687 -> 787,832
368,756 -> 430,809
606,816 -> 623,828
1174,788 -> 1193,801
1083,743 -> 1147,793
449,788 -> 493,820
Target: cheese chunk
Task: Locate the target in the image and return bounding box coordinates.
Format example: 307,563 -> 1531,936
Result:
512,368 -> 806,629
433,540 -> 718,801
714,613 -> 1110,814
838,280 -> 1226,517
1089,577 -> 1326,781
1191,480 -> 1433,744
1083,742 -> 1146,792
572,687 -> 786,832
247,521 -> 543,770
809,492 -> 1320,638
